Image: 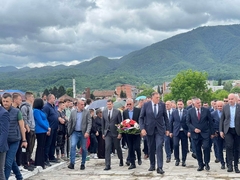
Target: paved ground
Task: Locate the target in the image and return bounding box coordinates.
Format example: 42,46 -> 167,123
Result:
21,149 -> 240,180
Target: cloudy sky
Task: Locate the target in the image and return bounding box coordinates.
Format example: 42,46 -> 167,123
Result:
1,0 -> 240,68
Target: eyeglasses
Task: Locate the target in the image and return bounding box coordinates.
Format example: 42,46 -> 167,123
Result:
224,101 -> 228,102
127,104 -> 132,106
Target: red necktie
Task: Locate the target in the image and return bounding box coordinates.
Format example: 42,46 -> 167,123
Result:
197,109 -> 200,120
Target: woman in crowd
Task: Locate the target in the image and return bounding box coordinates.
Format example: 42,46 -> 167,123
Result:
95,109 -> 105,159
33,98 -> 51,169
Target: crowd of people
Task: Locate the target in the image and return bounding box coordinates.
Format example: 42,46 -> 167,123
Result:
0,91 -> 240,179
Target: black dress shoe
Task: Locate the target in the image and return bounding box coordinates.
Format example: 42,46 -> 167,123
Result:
68,163 -> 74,169
215,158 -> 220,163
148,166 -> 155,171
166,158 -> 171,163
104,166 -> 111,170
175,161 -> 180,166
221,164 -> 225,169
182,161 -> 186,167
80,164 -> 85,170
128,164 -> 136,170
197,166 -> 204,171
234,166 -> 240,173
119,159 -> 123,166
205,163 -> 210,171
138,159 -> 142,165
227,165 -> 233,172
157,168 -> 165,174
126,161 -> 130,166
192,153 -> 197,159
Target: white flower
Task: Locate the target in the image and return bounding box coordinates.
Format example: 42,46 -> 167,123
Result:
134,123 -> 140,129
125,119 -> 130,123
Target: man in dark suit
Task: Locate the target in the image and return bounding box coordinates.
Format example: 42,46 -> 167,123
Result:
170,99 -> 188,167
102,99 -> 123,170
123,98 -> 141,169
211,100 -> 225,169
139,92 -> 169,174
186,98 -> 214,171
220,93 -> 240,173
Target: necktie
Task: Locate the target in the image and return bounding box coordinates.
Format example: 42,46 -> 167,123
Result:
154,104 -> 157,118
219,111 -> 222,119
168,110 -> 171,119
179,110 -> 182,121
197,109 -> 200,120
108,110 -> 111,121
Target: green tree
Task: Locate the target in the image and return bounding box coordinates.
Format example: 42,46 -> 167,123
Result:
170,69 -> 211,103
230,87 -> 240,93
51,86 -> 58,98
137,88 -> 155,97
211,89 -> 229,100
223,81 -> 232,92
43,88 -> 50,96
218,79 -> 222,86
157,85 -> 161,94
58,85 -> 66,97
66,87 -> 73,97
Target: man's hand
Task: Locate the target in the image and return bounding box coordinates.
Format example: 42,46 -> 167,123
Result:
25,125 -> 30,133
169,133 -> 173,138
220,132 -> 225,139
96,131 -> 99,136
59,118 -> 65,124
210,135 -> 215,139
21,141 -> 28,148
194,128 -> 201,133
46,128 -> 51,136
141,129 -> 147,137
84,132 -> 89,138
165,131 -> 170,136
187,132 -> 191,137
117,134 -> 122,139
102,135 -> 105,140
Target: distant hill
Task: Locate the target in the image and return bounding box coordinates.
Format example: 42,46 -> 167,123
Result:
1,24 -> 240,92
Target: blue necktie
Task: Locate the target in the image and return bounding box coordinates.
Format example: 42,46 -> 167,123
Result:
179,110 -> 182,121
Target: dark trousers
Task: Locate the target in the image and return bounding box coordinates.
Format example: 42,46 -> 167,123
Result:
225,128 -> 240,166
35,133 -> 47,168
89,133 -> 98,154
0,152 -> 6,180
22,130 -> 35,165
16,142 -> 23,166
97,131 -> 105,159
45,128 -> 57,162
104,131 -> 123,166
143,136 -> 148,155
147,129 -> 164,168
56,131 -> 66,155
126,134 -> 141,165
173,131 -> 188,162
212,132 -> 225,165
193,135 -> 210,167
121,134 -> 128,148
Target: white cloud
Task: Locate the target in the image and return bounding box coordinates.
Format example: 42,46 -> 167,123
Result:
0,0 -> 240,67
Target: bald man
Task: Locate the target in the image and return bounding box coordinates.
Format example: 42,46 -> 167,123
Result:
220,94 -> 240,173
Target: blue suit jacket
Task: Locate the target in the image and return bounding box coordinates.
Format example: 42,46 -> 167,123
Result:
211,110 -> 221,132
0,106 -> 10,152
139,101 -> 169,136
170,109 -> 188,136
186,107 -> 214,139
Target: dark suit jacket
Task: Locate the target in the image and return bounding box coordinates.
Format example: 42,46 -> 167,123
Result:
219,103 -> 240,136
122,107 -> 141,123
139,101 -> 169,136
211,110 -> 221,132
0,106 -> 10,152
102,108 -> 122,137
186,107 -> 214,139
170,109 -> 188,136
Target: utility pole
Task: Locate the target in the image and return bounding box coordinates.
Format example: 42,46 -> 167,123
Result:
73,78 -> 76,98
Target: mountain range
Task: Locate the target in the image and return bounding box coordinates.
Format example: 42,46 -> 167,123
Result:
1,24 -> 240,92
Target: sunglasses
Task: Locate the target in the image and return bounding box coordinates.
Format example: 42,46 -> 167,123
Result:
224,101 -> 228,102
127,104 -> 132,106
